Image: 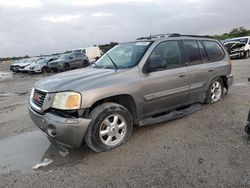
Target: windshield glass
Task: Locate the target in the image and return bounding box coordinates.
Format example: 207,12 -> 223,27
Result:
225,38 -> 248,44
94,42 -> 152,69
59,54 -> 71,60
36,58 -> 48,64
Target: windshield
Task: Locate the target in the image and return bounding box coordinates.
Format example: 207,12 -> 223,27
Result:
36,58 -> 48,64
59,54 -> 71,60
225,38 -> 248,44
94,42 -> 152,69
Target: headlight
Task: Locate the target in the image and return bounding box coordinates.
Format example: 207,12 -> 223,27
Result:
52,92 -> 81,110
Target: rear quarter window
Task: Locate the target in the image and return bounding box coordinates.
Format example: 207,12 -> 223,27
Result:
202,40 -> 225,61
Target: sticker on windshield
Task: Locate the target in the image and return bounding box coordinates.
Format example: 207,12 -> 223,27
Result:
135,42 -> 150,46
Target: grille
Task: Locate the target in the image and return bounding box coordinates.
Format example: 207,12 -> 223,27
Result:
32,89 -> 47,108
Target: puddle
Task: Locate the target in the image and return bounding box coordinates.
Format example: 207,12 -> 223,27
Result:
0,71 -> 12,81
0,131 -> 88,174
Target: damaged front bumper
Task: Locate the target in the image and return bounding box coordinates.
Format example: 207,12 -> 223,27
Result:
29,106 -> 91,147
229,50 -> 245,58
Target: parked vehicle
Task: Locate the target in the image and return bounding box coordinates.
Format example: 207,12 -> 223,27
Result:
29,34 -> 233,152
245,77 -> 250,135
72,47 -> 102,63
48,52 -> 89,72
26,57 -> 57,73
10,59 -> 28,72
19,57 -> 43,72
223,36 -> 250,59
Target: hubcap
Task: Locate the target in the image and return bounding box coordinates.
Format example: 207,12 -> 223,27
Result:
210,81 -> 222,102
99,114 -> 127,146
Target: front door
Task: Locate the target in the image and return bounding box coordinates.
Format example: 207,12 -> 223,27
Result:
140,40 -> 189,116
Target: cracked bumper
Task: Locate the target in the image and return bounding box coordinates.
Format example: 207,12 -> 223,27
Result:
29,106 -> 91,147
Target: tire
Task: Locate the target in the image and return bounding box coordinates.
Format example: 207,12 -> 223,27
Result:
245,124 -> 250,135
63,63 -> 70,71
245,51 -> 249,59
85,102 -> 133,153
206,78 -> 224,104
83,60 -> 89,67
41,67 -> 48,73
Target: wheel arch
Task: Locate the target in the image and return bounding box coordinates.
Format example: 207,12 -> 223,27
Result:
88,94 -> 138,125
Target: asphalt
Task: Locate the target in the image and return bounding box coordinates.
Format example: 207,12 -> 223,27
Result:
0,59 -> 250,187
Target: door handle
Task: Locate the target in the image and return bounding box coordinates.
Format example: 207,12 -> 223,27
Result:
208,67 -> 215,72
178,73 -> 185,78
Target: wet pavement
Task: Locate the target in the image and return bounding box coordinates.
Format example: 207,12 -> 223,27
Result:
0,71 -> 12,81
0,130 -> 89,174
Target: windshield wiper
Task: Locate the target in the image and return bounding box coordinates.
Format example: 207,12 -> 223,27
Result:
105,52 -> 118,70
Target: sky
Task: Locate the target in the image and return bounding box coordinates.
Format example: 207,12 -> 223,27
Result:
0,0 -> 249,57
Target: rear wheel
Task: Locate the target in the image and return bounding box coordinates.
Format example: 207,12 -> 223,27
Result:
85,102 -> 133,152
83,60 -> 89,67
206,78 -> 223,104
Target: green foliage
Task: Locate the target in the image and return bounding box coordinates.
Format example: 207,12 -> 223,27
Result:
213,26 -> 250,41
99,42 -> 119,53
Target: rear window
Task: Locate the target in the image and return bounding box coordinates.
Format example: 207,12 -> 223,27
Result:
202,41 -> 225,61
183,40 -> 202,65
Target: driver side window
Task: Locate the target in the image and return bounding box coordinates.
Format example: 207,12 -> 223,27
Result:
146,41 -> 182,72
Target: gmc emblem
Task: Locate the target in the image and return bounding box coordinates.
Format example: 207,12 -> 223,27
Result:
34,93 -> 41,102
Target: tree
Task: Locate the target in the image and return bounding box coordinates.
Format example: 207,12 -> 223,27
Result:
230,26 -> 249,37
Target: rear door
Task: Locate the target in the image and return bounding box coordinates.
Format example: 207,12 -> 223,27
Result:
182,39 -> 225,103
140,40 -> 189,116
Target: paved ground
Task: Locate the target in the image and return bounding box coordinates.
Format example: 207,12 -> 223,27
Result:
0,59 -> 250,188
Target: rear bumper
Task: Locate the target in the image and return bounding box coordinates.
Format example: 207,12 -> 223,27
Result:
28,106 -> 91,147
227,74 -> 233,87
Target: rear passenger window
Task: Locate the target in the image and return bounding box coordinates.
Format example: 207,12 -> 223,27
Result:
197,41 -> 208,62
202,40 -> 225,61
183,40 -> 202,65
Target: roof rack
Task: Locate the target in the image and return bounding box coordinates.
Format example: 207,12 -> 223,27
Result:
168,33 -> 214,39
136,33 -> 214,40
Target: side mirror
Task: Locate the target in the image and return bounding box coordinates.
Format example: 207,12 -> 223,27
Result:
144,58 -> 167,73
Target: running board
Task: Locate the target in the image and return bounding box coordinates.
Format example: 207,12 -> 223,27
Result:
139,103 -> 201,127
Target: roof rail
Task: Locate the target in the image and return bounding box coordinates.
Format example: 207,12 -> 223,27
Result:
168,33 -> 214,39
136,33 -> 214,40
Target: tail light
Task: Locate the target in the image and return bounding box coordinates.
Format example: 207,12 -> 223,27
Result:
228,58 -> 232,73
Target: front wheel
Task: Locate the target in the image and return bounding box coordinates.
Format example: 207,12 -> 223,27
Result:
245,51 -> 250,59
63,63 -> 70,71
206,78 -> 224,104
85,102 -> 133,152
41,67 -> 48,73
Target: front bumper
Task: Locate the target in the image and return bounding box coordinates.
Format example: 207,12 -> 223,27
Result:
29,106 -> 91,147
229,50 -> 245,58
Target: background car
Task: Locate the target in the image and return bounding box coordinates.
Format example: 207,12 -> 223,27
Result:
48,52 -> 89,72
19,58 -> 43,72
10,59 -> 28,72
27,57 -> 57,73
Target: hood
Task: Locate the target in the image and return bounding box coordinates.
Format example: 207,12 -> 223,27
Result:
18,62 -> 31,67
34,67 -> 117,92
224,41 -> 246,50
49,59 -> 67,64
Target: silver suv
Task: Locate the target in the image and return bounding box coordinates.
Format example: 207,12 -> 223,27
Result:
29,34 -> 233,152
